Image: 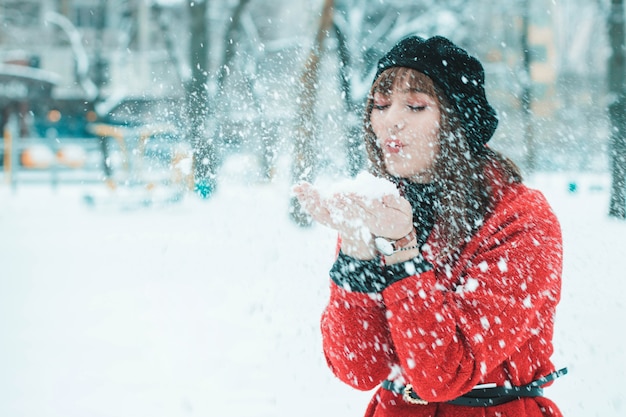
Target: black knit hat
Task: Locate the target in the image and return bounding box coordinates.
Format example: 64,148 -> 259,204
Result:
374,35 -> 498,148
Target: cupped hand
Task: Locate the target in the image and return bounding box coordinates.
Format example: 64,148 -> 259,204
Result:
357,193 -> 413,239
292,182 -> 369,238
292,182 -> 413,240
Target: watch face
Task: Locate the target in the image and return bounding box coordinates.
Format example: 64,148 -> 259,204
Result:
374,237 -> 394,256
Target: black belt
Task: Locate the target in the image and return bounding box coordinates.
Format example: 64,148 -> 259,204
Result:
381,367 -> 568,407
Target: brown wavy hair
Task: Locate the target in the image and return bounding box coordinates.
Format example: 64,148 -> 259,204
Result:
363,68 -> 522,261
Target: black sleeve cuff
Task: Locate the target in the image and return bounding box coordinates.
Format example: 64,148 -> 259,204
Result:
329,251 -> 386,293
384,256 -> 433,287
329,251 -> 433,293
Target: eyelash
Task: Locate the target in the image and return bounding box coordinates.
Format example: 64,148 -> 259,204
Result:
373,104 -> 426,111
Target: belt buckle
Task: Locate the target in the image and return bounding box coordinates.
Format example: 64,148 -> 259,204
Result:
402,384 -> 429,405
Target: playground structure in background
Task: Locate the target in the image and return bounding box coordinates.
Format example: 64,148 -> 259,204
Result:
86,122 -> 193,192
2,120 -> 194,201
1,58 -> 193,205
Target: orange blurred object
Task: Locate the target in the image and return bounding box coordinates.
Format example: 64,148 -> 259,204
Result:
56,145 -> 87,168
20,145 -> 55,168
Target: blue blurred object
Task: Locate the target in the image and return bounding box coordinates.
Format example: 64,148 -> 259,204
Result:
568,181 -> 577,193
194,179 -> 215,199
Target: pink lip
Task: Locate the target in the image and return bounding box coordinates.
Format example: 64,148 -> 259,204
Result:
384,139 -> 403,153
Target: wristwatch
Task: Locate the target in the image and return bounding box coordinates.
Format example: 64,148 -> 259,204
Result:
374,229 -> 418,256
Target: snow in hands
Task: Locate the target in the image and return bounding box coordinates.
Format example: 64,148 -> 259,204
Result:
319,171 -> 400,200
293,171 -> 413,242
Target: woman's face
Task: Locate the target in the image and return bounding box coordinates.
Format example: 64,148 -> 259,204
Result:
369,80 -> 441,182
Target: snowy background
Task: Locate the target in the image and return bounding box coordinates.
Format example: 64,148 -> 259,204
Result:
1,154 -> 624,417
2,1 -> 624,415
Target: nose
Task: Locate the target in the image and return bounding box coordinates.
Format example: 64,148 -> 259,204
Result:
387,111 -> 405,134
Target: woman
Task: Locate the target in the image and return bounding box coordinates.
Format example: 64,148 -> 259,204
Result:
294,35 -> 566,417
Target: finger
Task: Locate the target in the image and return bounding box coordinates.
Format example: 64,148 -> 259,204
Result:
333,192 -> 371,212
381,194 -> 412,212
334,194 -> 395,229
326,195 -> 369,230
292,181 -> 313,197
359,197 -> 413,238
357,198 -> 403,220
296,187 -> 323,216
295,185 -> 348,229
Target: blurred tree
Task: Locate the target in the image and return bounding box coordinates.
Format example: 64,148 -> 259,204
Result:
154,0 -> 290,195
153,2 -> 187,86
607,0 -> 626,219
186,0 -> 215,197
216,0 -> 253,92
520,0 -> 536,172
289,0 -> 335,226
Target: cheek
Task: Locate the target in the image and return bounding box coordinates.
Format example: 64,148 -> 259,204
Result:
407,132 -> 440,164
369,115 -> 383,135
430,140 -> 441,158
407,123 -> 440,146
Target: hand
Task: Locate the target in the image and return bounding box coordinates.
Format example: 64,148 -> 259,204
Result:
293,182 -> 376,259
356,193 -> 413,240
292,182 -> 370,239
292,182 -> 414,240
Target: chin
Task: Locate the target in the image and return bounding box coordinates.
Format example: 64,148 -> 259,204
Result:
386,164 -> 432,183
386,162 -> 415,178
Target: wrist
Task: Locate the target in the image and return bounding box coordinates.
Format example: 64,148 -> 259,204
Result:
340,234 -> 376,260
383,244 -> 421,264
374,228 -> 418,257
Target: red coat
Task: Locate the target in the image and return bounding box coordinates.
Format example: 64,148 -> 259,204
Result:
321,182 -> 563,417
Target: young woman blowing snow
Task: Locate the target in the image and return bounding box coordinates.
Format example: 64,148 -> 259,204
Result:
293,35 -> 566,417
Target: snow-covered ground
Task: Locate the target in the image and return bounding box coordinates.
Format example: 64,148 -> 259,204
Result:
1,157 -> 624,417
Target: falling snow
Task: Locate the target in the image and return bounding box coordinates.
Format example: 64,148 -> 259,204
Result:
1,1 -> 624,415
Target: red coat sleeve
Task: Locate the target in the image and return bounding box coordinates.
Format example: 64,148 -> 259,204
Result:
320,184 -> 563,401
321,283 -> 398,390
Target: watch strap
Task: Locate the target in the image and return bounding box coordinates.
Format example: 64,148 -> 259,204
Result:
392,228 -> 417,250
375,228 -> 418,255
